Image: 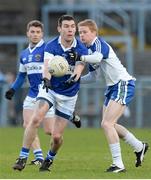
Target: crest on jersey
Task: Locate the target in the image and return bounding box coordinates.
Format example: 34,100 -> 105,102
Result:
35,54 -> 41,61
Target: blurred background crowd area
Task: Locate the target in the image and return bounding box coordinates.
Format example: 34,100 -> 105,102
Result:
0,0 -> 151,127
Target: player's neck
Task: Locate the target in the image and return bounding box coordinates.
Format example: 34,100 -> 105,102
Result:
29,42 -> 37,49
61,39 -> 73,48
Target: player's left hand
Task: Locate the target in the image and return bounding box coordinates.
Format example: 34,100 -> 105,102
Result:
64,74 -> 77,86
5,88 -> 15,100
68,48 -> 81,62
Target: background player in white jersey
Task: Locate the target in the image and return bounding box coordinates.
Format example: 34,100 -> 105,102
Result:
68,19 -> 149,173
5,20 -> 81,166
12,15 -> 88,172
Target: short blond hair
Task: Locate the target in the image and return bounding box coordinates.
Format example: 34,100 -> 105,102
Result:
78,19 -> 98,35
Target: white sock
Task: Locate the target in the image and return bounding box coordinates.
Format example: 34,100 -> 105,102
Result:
33,148 -> 44,160
123,132 -> 143,152
109,143 -> 124,168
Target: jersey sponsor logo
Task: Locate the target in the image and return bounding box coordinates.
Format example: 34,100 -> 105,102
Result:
35,54 -> 41,61
26,65 -> 42,71
26,63 -> 43,73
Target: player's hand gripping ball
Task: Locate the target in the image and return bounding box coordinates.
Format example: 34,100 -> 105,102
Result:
48,55 -> 69,77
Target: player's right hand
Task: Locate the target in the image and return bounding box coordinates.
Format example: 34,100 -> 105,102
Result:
64,74 -> 77,86
5,88 -> 15,100
42,78 -> 51,93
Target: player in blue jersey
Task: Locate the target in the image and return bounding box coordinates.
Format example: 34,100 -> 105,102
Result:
69,19 -> 149,173
12,15 -> 88,172
5,20 -> 47,165
5,20 -> 81,167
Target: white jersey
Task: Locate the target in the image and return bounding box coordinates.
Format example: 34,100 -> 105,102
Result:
82,37 -> 135,86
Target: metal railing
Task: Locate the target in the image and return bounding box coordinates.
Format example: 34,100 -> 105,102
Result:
42,0 -> 151,51
1,78 -> 151,128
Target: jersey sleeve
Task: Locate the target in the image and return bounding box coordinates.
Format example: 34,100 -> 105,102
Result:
44,40 -> 56,61
11,72 -> 26,91
11,55 -> 27,90
19,63 -> 26,73
81,51 -> 103,63
19,54 -> 27,73
44,40 -> 56,54
44,52 -> 54,60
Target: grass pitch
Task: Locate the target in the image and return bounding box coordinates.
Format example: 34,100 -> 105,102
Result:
0,127 -> 150,179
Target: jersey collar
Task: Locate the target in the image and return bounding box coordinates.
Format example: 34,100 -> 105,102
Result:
28,39 -> 44,53
58,36 -> 77,51
88,37 -> 97,47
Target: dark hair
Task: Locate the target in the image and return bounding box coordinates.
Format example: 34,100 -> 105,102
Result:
58,15 -> 75,27
27,20 -> 44,31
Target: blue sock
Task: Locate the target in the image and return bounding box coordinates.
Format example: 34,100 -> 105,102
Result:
19,147 -> 30,159
46,150 -> 56,160
33,149 -> 44,161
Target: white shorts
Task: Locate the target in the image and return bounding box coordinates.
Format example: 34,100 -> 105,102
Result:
23,96 -> 55,118
37,85 -> 78,120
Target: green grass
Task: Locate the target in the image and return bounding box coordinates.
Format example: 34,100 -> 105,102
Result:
0,127 -> 150,179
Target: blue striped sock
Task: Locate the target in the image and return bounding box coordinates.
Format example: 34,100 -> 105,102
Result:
19,147 -> 29,158
46,150 -> 56,160
33,149 -> 44,160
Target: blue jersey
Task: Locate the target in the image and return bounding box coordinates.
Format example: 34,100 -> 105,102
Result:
45,36 -> 88,96
12,40 -> 45,98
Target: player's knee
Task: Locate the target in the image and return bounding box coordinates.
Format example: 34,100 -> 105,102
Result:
23,123 -> 27,129
45,129 -> 52,136
43,123 -> 52,135
31,115 -> 41,127
101,120 -> 112,129
52,133 -> 62,144
23,120 -> 30,128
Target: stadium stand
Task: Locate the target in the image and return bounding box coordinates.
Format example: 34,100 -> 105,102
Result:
0,0 -> 151,127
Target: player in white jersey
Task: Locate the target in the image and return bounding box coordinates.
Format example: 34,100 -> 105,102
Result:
12,15 -> 88,172
68,19 -> 149,173
5,20 -> 80,167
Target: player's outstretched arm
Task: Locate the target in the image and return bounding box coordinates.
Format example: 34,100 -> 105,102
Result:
68,49 -> 103,64
5,72 -> 26,100
42,52 -> 54,92
64,63 -> 85,86
73,63 -> 85,81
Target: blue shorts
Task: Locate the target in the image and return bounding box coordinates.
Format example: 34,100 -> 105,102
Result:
104,80 -> 135,106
